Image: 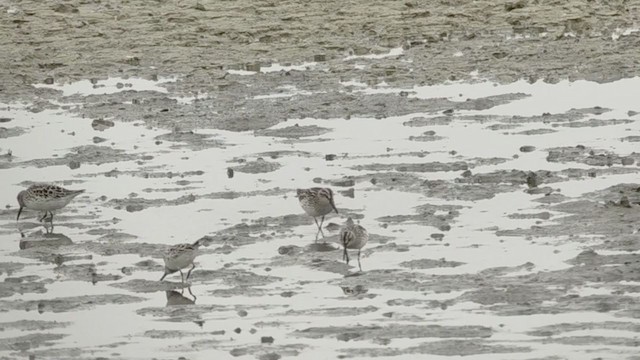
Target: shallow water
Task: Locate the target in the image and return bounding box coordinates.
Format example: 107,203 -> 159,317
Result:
1,76 -> 640,359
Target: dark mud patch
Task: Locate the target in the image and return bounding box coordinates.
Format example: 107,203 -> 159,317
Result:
508,212 -> 552,220
0,276 -> 49,299
78,241 -> 165,258
338,340 -> 529,357
0,262 -> 25,275
251,150 -> 316,159
191,268 -> 283,287
376,203 -> 462,228
0,333 -> 67,352
255,125 -> 331,139
516,128 -> 558,135
280,305 -> 378,317
0,294 -> 145,313
0,320 -> 70,332
540,336 -> 640,347
486,295 -> 639,316
155,130 -> 224,150
231,158 -> 281,174
79,167 -> 206,180
409,134 -> 445,142
106,193 -> 197,212
138,302 -> 287,324
0,145 -> 139,169
353,161 -> 469,172
53,263 -> 122,283
137,304 -> 229,323
528,321 -> 640,337
496,185 -> 640,239
546,145 -> 640,166
293,324 -> 492,341
227,344 -> 307,360
144,329 -> 225,339
553,118 -> 635,128
0,126 -> 27,139
358,172 -> 518,201
400,258 -> 465,269
111,279 -> 191,293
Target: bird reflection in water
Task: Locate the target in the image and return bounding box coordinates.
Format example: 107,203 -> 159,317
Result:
165,287 -> 204,328
165,287 -> 197,306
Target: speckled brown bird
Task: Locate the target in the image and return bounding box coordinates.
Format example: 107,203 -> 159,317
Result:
297,187 -> 338,241
17,184 -> 85,223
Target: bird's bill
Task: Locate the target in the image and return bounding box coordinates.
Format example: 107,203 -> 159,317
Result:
16,207 -> 23,221
331,202 -> 339,214
160,272 -> 168,281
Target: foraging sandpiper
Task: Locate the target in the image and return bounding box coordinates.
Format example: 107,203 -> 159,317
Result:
17,184 -> 85,223
160,238 -> 206,283
340,217 -> 369,271
296,187 -> 338,241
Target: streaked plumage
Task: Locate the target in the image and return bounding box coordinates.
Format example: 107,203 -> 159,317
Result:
160,238 -> 206,282
17,184 -> 85,222
340,217 -> 369,271
297,187 -> 338,241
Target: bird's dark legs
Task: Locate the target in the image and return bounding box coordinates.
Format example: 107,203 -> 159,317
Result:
179,270 -> 185,284
343,247 -> 350,264
357,249 -> 362,272
313,216 -> 326,242
186,263 -> 196,280
314,217 -> 321,242
318,216 -> 326,237
39,212 -> 54,223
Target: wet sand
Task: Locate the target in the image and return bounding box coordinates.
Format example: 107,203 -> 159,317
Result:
1,1 -> 640,359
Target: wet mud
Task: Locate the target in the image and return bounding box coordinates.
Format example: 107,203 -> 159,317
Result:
2,0 -> 640,359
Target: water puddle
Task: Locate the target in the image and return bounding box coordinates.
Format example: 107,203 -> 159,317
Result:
1,75 -> 639,358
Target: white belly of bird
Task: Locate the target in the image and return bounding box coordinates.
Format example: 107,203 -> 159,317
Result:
27,197 -> 73,211
300,199 -> 333,217
164,251 -> 197,271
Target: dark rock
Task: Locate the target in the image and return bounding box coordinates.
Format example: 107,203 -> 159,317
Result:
91,119 -> 115,131
261,336 -> 274,344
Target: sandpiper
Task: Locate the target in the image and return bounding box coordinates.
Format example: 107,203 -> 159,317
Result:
17,184 -> 85,223
160,238 -> 206,283
297,187 -> 338,241
340,217 -> 369,271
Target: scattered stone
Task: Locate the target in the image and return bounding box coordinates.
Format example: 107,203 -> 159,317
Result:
261,336 -> 274,344
621,157 -> 634,166
68,160 -> 80,170
526,171 -> 540,188
125,204 -> 144,213
227,168 -> 234,178
91,119 -> 115,131
325,154 -> 336,161
331,178 -> 355,187
519,145 -> 535,152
